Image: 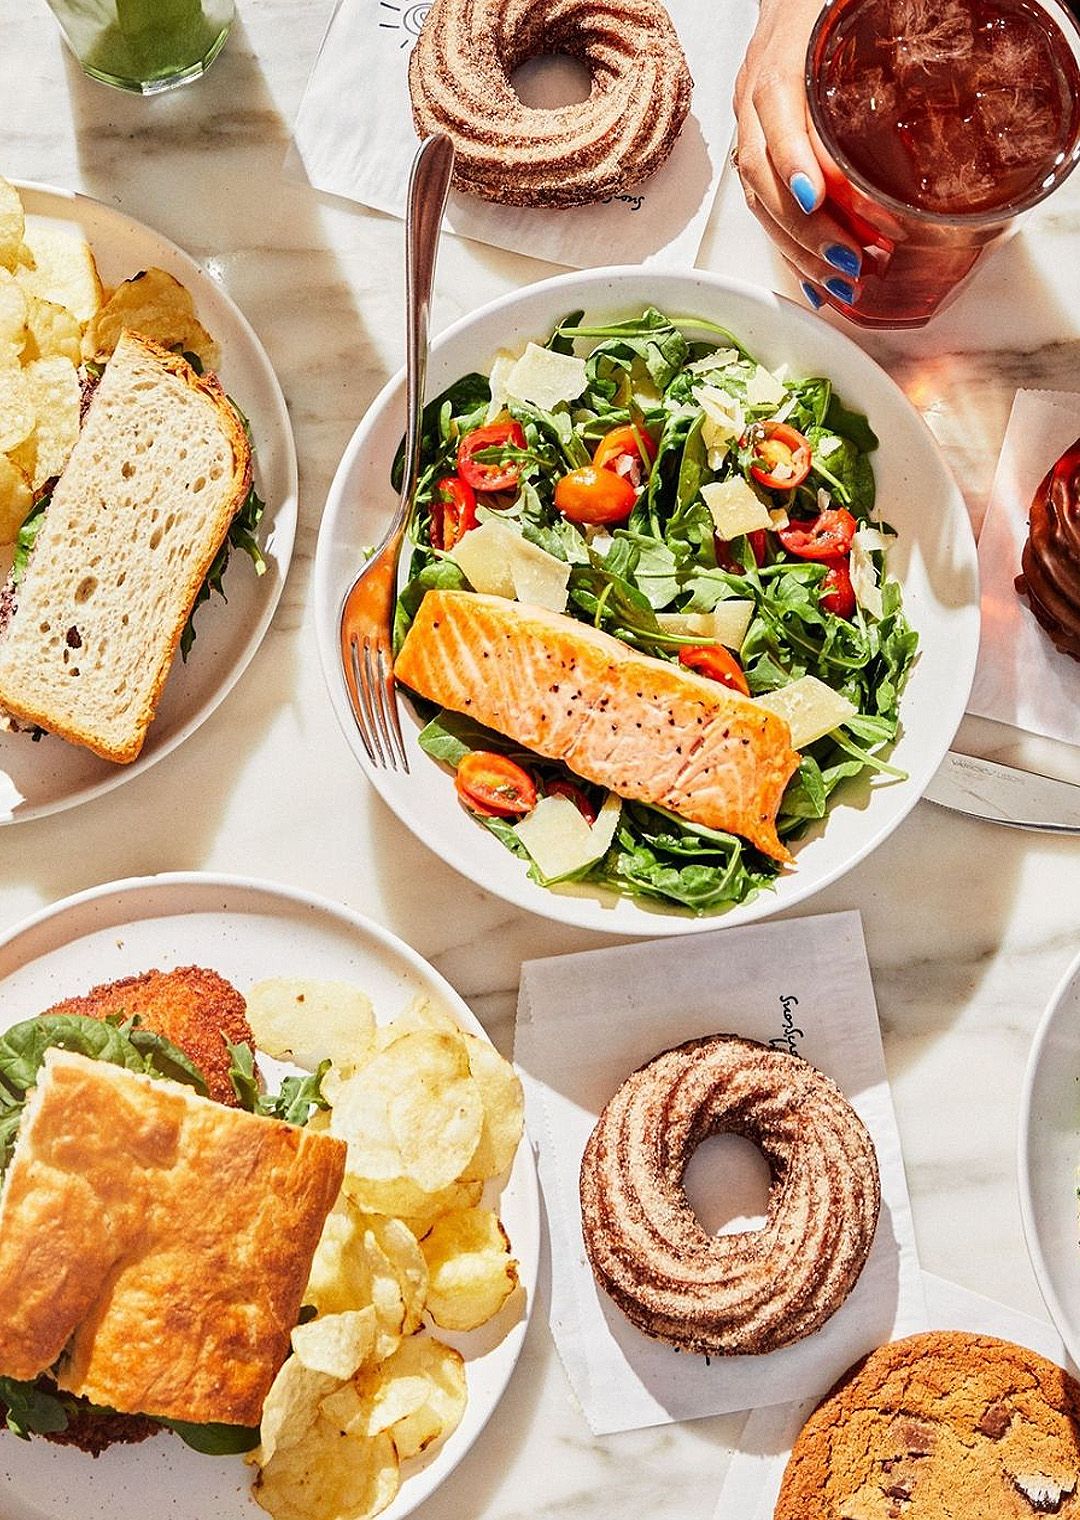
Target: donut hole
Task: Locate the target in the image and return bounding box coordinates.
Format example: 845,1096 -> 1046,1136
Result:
510,54 -> 593,110
682,1133 -> 773,1237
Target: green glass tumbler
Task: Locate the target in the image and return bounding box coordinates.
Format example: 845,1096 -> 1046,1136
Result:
44,0 -> 235,94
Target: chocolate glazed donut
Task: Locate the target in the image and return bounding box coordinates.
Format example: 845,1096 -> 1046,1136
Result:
408,0 -> 693,209
579,1035 -> 881,1356
1015,437 -> 1080,661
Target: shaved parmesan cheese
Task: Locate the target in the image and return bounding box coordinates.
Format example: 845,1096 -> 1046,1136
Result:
769,506 -> 790,532
694,384 -> 745,460
756,676 -> 857,749
485,349 -> 520,422
447,518 -> 569,612
849,536 -> 883,619
505,342 -> 587,411
745,365 -> 786,408
853,525 -> 895,554
701,476 -> 773,539
656,600 -> 754,649
514,791 -> 621,882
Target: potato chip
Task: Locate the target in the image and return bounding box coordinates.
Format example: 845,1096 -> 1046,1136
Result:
23,293 -> 82,365
375,995 -> 464,1049
460,1032 -> 525,1182
0,270 -> 26,361
257,1355 -> 340,1467
398,1178 -> 484,1241
365,1216 -> 427,1335
291,1308 -> 377,1381
0,179 -> 24,272
17,223 -> 102,324
13,354 -> 81,488
247,978 -> 376,1073
331,1031 -> 483,1193
306,1201 -> 370,1317
360,1336 -> 467,1462
362,1227 -> 407,1344
421,1208 -> 519,1332
317,1380 -> 367,1435
0,453 -> 33,545
341,1171 -> 480,1229
254,1419 -> 399,1520
0,363 -> 35,453
81,265 -> 218,369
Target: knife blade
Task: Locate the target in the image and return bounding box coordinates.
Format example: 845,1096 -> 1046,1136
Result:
923,751 -> 1080,833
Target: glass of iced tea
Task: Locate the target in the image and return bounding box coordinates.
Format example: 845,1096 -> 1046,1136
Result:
805,0 -> 1080,328
45,0 -> 234,94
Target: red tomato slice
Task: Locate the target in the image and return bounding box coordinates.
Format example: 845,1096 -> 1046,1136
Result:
777,507 -> 857,561
546,777 -> 597,825
430,475 -> 477,551
457,420 -> 528,492
593,424 -> 658,472
820,558 -> 856,619
678,644 -> 750,696
554,465 -> 637,525
748,421 -> 813,491
714,529 -> 767,572
455,751 -> 538,818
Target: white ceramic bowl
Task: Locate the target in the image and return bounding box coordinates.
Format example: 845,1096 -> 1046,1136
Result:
314,267 -> 980,935
1019,949 -> 1080,1368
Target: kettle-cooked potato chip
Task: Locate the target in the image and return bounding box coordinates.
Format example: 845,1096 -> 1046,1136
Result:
360,1336 -> 467,1462
247,978 -> 376,1073
0,178 -> 25,272
81,265 -> 218,369
421,1208 -> 519,1332
0,362 -> 35,453
254,1419 -> 399,1520
17,223 -> 102,324
0,453 -> 33,545
291,1307 -> 377,1382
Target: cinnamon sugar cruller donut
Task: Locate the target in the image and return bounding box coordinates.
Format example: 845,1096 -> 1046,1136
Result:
579,1035 -> 880,1356
408,0 -> 693,209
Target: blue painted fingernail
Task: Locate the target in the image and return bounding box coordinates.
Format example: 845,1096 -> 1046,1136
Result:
825,276 -> 856,305
789,172 -> 819,214
800,281 -> 824,309
824,243 -> 862,278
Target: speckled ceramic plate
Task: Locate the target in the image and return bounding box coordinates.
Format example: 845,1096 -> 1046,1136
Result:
0,874 -> 538,1520
0,184 -> 297,824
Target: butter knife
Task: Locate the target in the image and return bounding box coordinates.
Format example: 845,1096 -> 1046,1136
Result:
923,751 -> 1080,833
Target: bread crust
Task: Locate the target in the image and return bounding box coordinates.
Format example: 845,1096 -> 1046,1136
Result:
775,1330 -> 1080,1518
0,1049 -> 345,1426
0,331 -> 254,764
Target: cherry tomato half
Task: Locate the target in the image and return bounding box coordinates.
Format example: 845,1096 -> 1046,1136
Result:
430,475 -> 477,551
554,465 -> 637,525
455,751 -> 537,818
820,558 -> 856,619
748,421 -> 813,491
777,507 -> 857,562
546,777 -> 597,825
457,419 -> 527,492
678,644 -> 750,696
714,528 -> 767,572
593,424 -> 658,473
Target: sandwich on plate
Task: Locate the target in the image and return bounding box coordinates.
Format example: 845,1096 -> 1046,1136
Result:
0,330 -> 255,763
0,967 -> 345,1453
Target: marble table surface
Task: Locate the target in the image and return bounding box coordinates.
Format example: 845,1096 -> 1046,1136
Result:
2,4 -> 1079,1516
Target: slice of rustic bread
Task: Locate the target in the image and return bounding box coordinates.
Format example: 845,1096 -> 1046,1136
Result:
0,330 -> 252,763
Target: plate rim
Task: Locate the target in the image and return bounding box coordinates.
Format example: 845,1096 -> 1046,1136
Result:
313,264 -> 980,936
1,180 -> 299,827
0,869 -> 539,1520
1017,944 -> 1080,1367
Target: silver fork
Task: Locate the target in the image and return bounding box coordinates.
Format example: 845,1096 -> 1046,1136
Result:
339,133 -> 455,770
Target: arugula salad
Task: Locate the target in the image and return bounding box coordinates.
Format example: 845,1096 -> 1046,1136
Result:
394,307 -> 918,915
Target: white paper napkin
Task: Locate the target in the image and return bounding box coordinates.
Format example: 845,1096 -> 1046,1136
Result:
288,0 -> 756,269
713,1272 -> 1074,1520
966,389 -> 1080,746
513,910 -> 926,1436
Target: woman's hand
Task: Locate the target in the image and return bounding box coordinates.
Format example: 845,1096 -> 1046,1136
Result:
732,0 -> 863,309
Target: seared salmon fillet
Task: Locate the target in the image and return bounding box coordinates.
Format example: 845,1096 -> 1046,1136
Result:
395,591 -> 800,862
42,966 -> 253,1107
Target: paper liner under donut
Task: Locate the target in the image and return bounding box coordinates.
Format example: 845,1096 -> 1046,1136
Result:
408,0 -> 694,209
579,1035 -> 881,1357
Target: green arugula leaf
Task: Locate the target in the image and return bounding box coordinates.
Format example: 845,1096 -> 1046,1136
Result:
0,1378 -> 69,1439
161,1417 -> 261,1454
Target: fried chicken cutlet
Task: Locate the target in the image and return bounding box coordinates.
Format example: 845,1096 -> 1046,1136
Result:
41,966 -> 252,1109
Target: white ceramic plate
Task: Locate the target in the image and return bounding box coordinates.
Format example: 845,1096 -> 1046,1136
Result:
1019,949 -> 1080,1368
314,267 -> 980,936
0,874 -> 538,1520
0,183 -> 297,824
